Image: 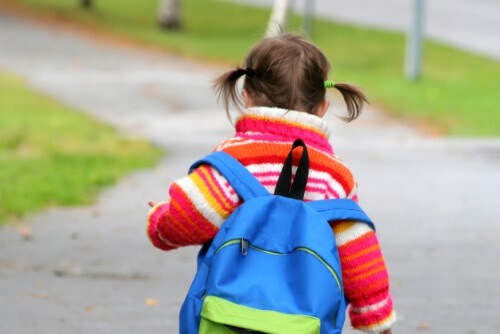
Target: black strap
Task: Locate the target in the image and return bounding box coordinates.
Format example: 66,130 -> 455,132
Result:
225,325 -> 266,334
274,139 -> 309,200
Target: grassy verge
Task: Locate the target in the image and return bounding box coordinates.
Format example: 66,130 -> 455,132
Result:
1,0 -> 498,136
313,21 -> 499,136
0,72 -> 163,224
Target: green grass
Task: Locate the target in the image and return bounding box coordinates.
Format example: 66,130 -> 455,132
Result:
2,0 -> 499,136
0,72 -> 163,224
313,22 -> 499,136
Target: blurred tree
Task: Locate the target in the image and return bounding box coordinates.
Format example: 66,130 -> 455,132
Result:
158,0 -> 181,29
80,0 -> 92,9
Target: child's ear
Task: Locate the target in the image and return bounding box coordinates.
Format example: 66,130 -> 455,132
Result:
242,89 -> 254,107
316,99 -> 329,118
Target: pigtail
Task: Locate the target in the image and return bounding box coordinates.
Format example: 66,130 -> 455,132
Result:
213,67 -> 248,120
334,83 -> 368,122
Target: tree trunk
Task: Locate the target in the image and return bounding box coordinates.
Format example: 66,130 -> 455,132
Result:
157,0 -> 181,30
265,0 -> 291,37
80,0 -> 92,9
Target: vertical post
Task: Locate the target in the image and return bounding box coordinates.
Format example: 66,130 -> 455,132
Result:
266,0 -> 292,37
157,0 -> 181,30
405,0 -> 425,81
303,0 -> 315,37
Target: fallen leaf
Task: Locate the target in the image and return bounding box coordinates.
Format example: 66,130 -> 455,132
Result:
17,226 -> 32,241
417,323 -> 430,331
145,298 -> 161,306
31,293 -> 49,299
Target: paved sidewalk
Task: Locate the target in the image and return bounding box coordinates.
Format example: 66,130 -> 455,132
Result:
1,12 -> 499,334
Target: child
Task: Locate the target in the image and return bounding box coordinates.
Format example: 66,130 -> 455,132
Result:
147,32 -> 396,334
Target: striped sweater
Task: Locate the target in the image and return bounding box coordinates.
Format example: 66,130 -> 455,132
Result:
147,107 -> 396,333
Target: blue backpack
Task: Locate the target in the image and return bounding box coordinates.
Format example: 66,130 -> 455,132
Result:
180,139 -> 374,334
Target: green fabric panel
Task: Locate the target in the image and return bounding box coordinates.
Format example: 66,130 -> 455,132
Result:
200,296 -> 320,334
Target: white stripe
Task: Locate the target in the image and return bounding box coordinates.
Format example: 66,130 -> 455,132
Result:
216,137 -> 256,150
244,107 -> 331,138
246,162 -> 282,174
351,296 -> 390,314
346,182 -> 358,199
239,163 -> 350,201
217,136 -> 306,150
335,222 -> 374,247
209,167 -> 240,205
309,169 -> 347,198
357,311 -> 397,334
176,177 -> 226,228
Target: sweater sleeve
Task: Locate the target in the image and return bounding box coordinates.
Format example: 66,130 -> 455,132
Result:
332,221 -> 396,333
146,164 -> 241,251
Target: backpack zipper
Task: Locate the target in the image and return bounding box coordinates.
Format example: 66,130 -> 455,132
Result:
295,247 -> 342,293
241,239 -> 249,256
214,239 -> 342,293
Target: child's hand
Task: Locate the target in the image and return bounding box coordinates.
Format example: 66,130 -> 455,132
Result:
148,201 -> 157,208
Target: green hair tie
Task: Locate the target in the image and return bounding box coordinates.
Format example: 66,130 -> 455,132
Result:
324,80 -> 335,88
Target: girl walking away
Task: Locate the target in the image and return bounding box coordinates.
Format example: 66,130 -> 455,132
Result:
147,32 -> 396,334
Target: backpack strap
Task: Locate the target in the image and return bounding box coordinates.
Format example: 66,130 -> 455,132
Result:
308,199 -> 376,231
191,151 -> 375,229
189,151 -> 270,201
274,139 -> 310,200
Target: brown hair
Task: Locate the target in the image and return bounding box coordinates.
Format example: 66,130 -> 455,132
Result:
214,33 -> 367,122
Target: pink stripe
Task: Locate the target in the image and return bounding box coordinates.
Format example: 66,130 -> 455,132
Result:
346,261 -> 385,284
237,132 -> 281,142
340,232 -> 379,254
148,203 -> 169,228
349,281 -> 387,299
196,168 -> 233,213
253,171 -> 281,178
221,179 -> 239,202
236,127 -> 331,152
147,203 -> 172,251
306,182 -> 340,199
251,171 -> 342,199
259,180 -> 278,187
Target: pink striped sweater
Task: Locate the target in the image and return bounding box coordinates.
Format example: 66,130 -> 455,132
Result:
147,107 -> 396,333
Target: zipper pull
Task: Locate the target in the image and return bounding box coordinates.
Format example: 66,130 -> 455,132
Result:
241,239 -> 249,256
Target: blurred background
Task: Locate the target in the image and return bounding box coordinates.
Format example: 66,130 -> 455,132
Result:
0,0 -> 499,333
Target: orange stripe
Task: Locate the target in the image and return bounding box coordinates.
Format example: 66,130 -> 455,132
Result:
191,170 -> 227,216
167,185 -> 218,243
343,243 -> 381,262
239,114 -> 328,139
223,142 -> 355,195
197,167 -> 233,215
332,220 -> 357,234
343,257 -> 385,276
349,278 -> 389,300
166,202 -> 202,244
350,264 -> 386,282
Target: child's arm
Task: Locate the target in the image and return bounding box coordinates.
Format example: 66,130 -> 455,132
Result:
332,221 -> 396,333
146,164 -> 241,251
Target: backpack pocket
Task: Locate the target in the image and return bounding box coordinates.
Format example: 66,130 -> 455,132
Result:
199,296 -> 320,334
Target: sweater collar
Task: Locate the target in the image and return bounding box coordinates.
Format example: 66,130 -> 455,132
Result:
235,107 -> 332,151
